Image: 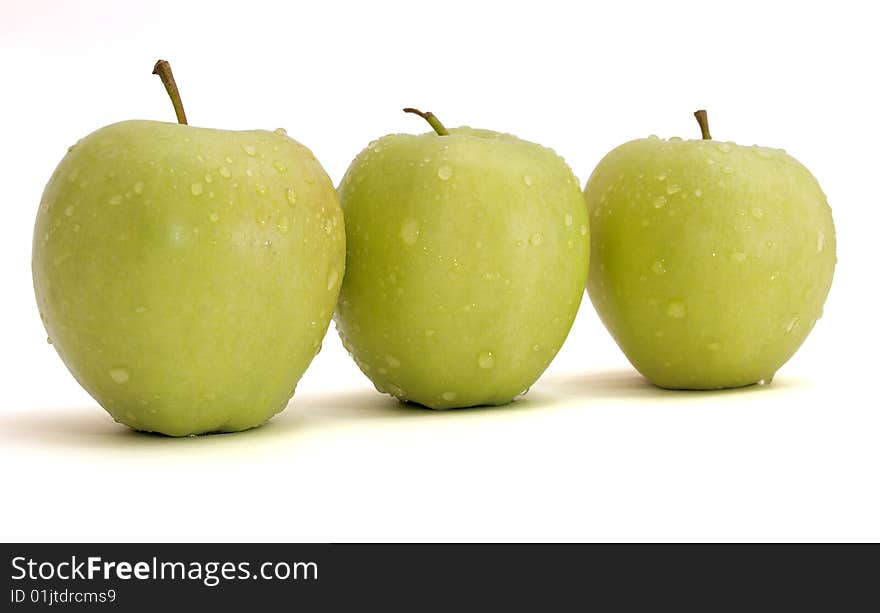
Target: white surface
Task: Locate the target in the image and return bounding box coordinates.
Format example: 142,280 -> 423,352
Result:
1,0 -> 877,542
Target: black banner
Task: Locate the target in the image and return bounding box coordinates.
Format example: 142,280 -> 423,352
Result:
2,543 -> 877,610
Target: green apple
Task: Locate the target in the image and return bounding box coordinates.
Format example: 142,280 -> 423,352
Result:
585,110 -> 836,389
32,61 -> 345,435
335,108 -> 589,408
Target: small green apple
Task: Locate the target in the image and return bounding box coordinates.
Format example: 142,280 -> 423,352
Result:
32,61 -> 345,435
335,108 -> 589,408
585,110 -> 836,389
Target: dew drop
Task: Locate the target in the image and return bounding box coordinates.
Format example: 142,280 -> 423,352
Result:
135,306 -> 147,314
580,224 -> 588,235
425,329 -> 436,337
441,391 -> 457,402
717,143 -> 732,153
656,171 -> 667,181
323,218 -> 333,234
385,354 -> 401,368
286,187 -> 297,206
327,269 -> 339,290
666,184 -> 681,195
209,212 -> 219,222
401,218 -> 420,245
564,213 -> 573,227
108,195 -> 122,206
694,188 -> 703,198
731,251 -> 746,262
529,232 -> 544,246
64,205 -> 75,216
190,182 -> 204,196
666,301 -> 687,319
437,165 -> 453,180
817,231 -> 825,252
133,181 -> 144,194
242,145 -> 256,156
523,175 -> 533,187
532,344 -> 541,352
273,160 -> 287,173
46,336 -> 52,344
204,173 -> 214,184
651,260 -> 666,274
109,368 -> 130,384
277,216 -> 290,234
218,166 -> 231,179
785,317 -> 799,334
721,166 -> 735,175
653,196 -> 667,209
256,185 -> 267,197
478,351 -> 496,369
750,207 -> 764,219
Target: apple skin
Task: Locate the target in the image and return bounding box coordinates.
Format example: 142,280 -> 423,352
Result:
32,120 -> 345,435
335,127 -> 589,408
585,136 -> 836,389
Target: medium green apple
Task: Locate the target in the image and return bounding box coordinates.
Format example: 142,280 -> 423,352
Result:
32,61 -> 345,435
335,108 -> 589,408
585,110 -> 836,389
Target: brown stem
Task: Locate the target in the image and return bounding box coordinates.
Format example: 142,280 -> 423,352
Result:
693,109 -> 711,140
403,107 -> 448,136
152,60 -> 188,125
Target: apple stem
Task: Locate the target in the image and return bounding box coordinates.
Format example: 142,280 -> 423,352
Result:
152,60 -> 188,125
403,107 -> 449,136
693,109 -> 711,140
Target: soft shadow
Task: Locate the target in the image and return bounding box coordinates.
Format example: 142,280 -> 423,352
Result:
542,368 -> 809,401
0,371 -> 809,450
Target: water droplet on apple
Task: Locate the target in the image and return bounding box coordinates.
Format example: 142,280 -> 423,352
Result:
209,212 -> 219,222
218,166 -> 231,179
437,165 -> 453,180
284,187 -> 297,207
242,145 -> 256,156
817,231 -> 825,252
656,171 -> 667,181
323,218 -> 333,234
46,336 -> 52,344
256,185 -> 267,197
385,354 -> 401,368
109,368 -> 130,384
204,173 -> 214,184
564,213 -> 573,227
750,207 -> 764,219
133,181 -> 144,194
666,300 -> 686,319
532,344 -> 541,352
694,188 -> 703,198
274,127 -> 287,136
666,184 -> 681,195
273,160 -> 287,173
785,317 -> 799,334
135,306 -> 146,314
190,182 -> 204,196
66,168 -> 80,183
717,143 -> 732,153
277,216 -> 290,233
708,342 -> 722,351
441,391 -> 457,402
108,195 -> 122,205
580,225 -> 587,235
478,351 -> 496,369
721,166 -> 735,175
64,205 -> 74,216
731,251 -> 746,262
523,175 -> 533,187
401,218 -> 420,245
770,271 -> 780,281
529,232 -> 544,246
653,196 -> 667,208
651,260 -> 666,274
326,269 -> 339,291
757,379 -> 768,385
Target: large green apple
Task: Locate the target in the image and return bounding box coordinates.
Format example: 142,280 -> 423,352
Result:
32,61 -> 345,435
585,110 -> 836,389
335,108 -> 589,408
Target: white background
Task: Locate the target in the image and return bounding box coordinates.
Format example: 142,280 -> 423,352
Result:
1,0 -> 877,542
